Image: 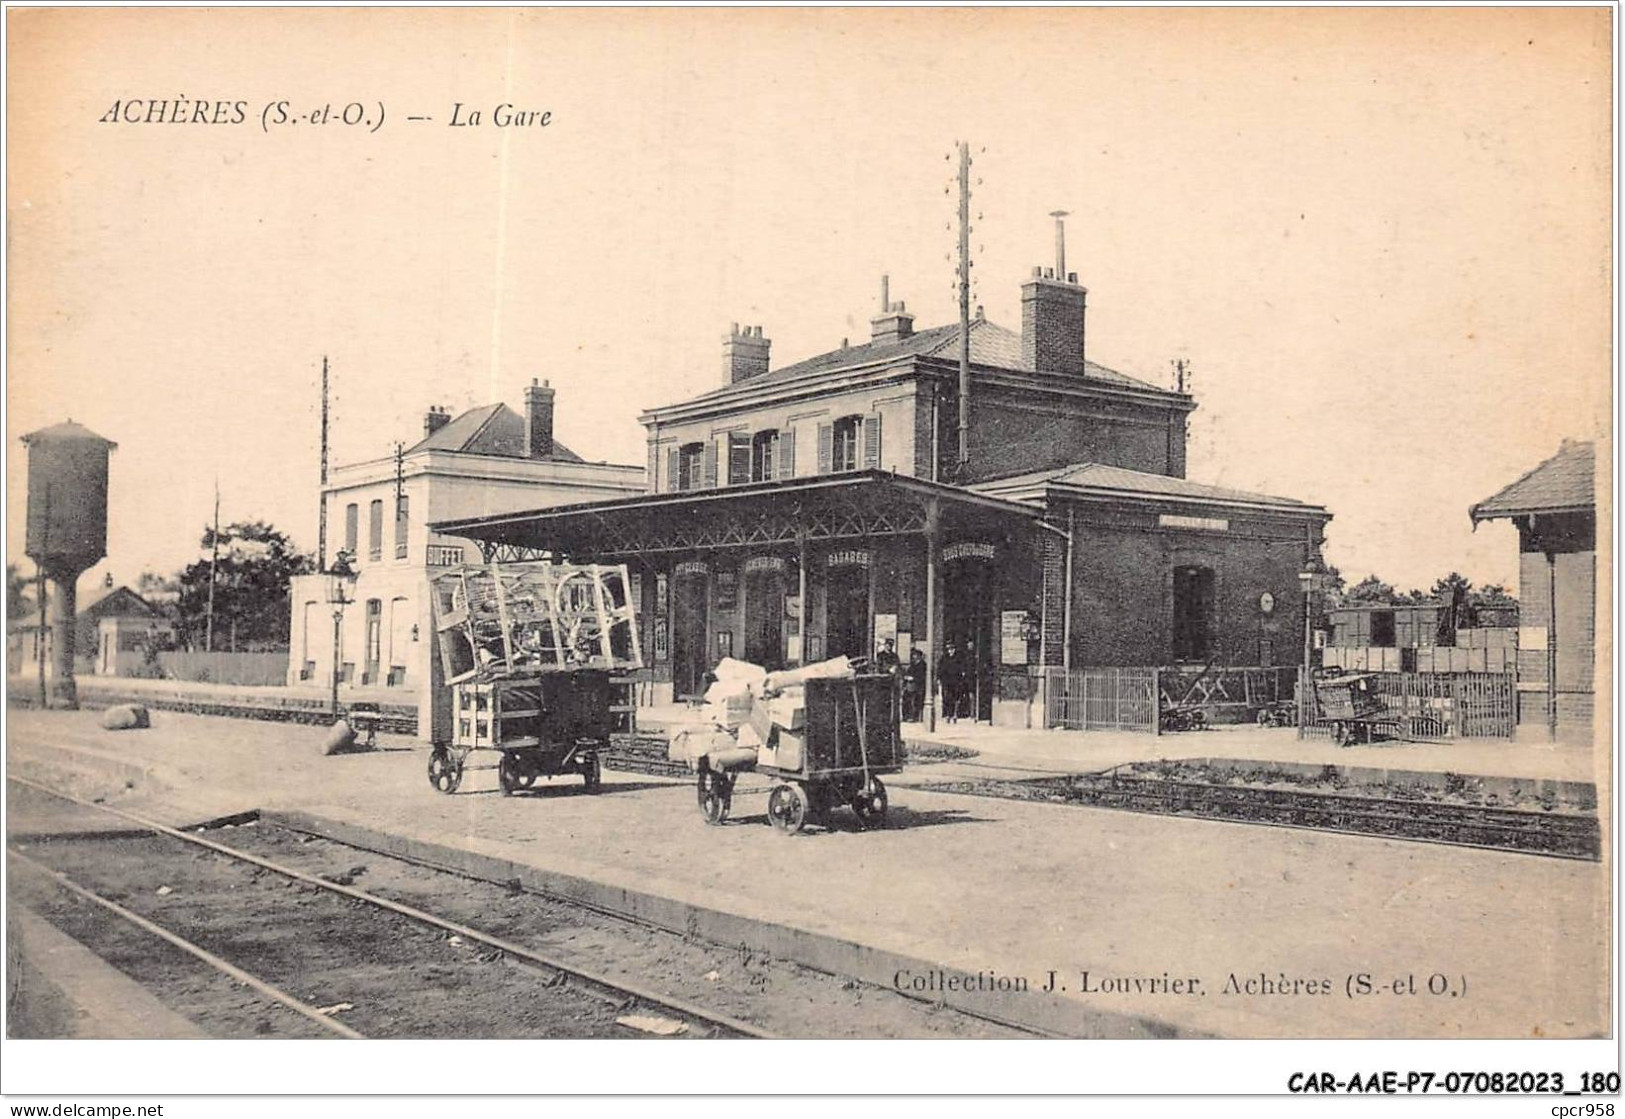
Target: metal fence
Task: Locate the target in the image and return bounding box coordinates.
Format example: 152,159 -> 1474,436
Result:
1042,666 -> 1160,733
1300,669 -> 1516,740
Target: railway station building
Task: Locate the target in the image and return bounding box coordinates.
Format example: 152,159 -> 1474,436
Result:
1470,439 -> 1597,737
285,381 -> 644,730
434,222 -> 1333,731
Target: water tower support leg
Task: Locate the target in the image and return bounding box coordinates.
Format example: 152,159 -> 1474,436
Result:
49,576 -> 78,709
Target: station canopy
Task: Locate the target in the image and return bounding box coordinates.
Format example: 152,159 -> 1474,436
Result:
431,470 -> 1050,563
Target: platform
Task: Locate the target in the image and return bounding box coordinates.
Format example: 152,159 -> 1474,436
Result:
5,706 -> 1610,1039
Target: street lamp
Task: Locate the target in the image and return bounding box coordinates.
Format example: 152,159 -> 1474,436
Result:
325,551 -> 359,719
1297,556 -> 1326,735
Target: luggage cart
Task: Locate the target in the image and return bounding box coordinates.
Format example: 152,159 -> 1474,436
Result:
425,561 -> 641,795
695,673 -> 903,835
1313,672 -> 1402,746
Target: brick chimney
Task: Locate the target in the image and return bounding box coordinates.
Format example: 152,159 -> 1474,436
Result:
524,378 -> 555,459
1021,213 -> 1087,376
723,323 -> 771,384
870,274 -> 914,343
423,405 -> 451,437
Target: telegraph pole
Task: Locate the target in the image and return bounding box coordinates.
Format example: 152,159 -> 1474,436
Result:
35,482 -> 49,708
394,442 -> 406,514
318,355 -> 330,573
205,478 -> 219,652
956,141 -> 972,471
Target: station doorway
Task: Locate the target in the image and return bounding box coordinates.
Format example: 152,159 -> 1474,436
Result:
671,571 -> 710,698
1173,564 -> 1216,662
744,563 -> 789,670
942,557 -> 995,722
825,562 -> 869,660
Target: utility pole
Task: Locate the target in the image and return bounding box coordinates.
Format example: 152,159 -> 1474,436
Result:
318,355 -> 330,573
956,141 -> 972,472
394,441 -> 406,514
35,483 -> 49,708
205,478 -> 219,652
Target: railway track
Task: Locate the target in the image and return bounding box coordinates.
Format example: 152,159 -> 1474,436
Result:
8,776 -> 1046,1040
917,772 -> 1602,861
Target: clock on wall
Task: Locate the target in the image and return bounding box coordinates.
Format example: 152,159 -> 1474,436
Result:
1259,592 -> 1276,615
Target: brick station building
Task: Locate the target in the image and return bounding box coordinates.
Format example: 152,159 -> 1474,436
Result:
434,222 -> 1332,729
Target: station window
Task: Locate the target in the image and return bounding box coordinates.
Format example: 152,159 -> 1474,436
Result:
751,430 -> 779,482
677,442 -> 706,491
368,499 -> 384,562
395,495 -> 410,560
344,503 -> 359,554
831,416 -> 861,472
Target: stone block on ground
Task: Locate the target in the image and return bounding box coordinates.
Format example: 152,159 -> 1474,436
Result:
99,704 -> 150,731
321,720 -> 368,756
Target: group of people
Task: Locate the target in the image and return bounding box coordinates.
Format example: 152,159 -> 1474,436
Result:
873,638 -> 976,724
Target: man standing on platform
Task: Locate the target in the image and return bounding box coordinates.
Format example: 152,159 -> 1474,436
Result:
904,646 -> 927,722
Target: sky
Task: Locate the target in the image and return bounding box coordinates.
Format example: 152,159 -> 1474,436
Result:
7,7 -> 1613,599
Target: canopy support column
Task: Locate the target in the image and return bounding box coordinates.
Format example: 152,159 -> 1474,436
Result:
924,498 -> 940,732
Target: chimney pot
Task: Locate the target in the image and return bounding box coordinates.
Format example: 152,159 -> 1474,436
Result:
1067,272 -> 1078,284
424,405 -> 452,437
870,283 -> 915,343
1032,266 -> 1043,278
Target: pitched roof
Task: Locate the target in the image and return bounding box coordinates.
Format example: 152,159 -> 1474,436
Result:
1471,440 -> 1595,522
673,317 -> 1164,408
79,584 -> 153,618
972,462 -> 1328,516
405,402 -> 583,462
20,419 -> 117,448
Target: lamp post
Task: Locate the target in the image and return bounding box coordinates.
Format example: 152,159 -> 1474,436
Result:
325,551 -> 358,719
1297,556 -> 1325,736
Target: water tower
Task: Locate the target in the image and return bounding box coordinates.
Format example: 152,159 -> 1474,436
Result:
21,420 -> 116,708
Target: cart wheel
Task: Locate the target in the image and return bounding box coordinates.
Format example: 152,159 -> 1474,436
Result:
852,776 -> 889,828
767,784 -> 807,835
428,749 -> 464,794
498,753 -> 518,796
697,769 -> 732,825
582,752 -> 603,793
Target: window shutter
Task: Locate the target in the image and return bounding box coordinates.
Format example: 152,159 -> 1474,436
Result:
665,447 -> 679,492
863,412 -> 883,470
727,432 -> 751,485
703,439 -> 719,489
817,423 -> 833,474
778,429 -> 796,479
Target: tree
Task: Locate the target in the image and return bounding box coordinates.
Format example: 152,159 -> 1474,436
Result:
1470,582 -> 1517,608
7,562 -> 36,622
1344,574 -> 1397,605
175,522 -> 313,651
